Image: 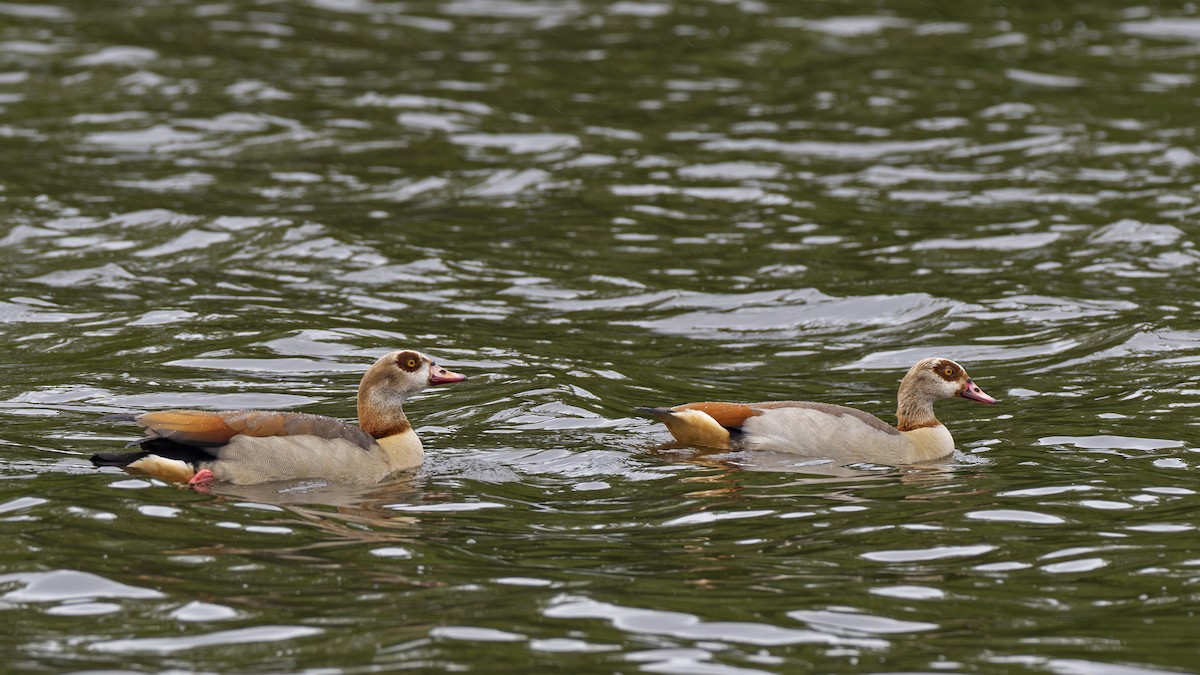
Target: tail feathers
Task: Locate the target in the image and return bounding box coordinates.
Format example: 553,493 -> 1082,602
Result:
124,456 -> 198,483
90,451 -> 148,467
638,406 -> 732,449
92,437 -> 217,484
90,451 -> 199,484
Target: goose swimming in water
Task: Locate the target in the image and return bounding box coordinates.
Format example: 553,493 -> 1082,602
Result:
639,357 -> 996,465
91,350 -> 467,485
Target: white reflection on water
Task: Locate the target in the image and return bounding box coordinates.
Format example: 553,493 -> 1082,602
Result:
869,585 -> 945,600
450,132 -> 580,154
628,289 -> 963,339
1090,219 -> 1185,246
776,16 -> 913,37
701,136 -> 962,160
845,340 -> 1078,369
861,544 -> 995,563
1120,18 -> 1200,40
1038,435 -> 1184,451
0,569 -> 163,602
529,637 -> 619,653
1041,557 -> 1107,574
989,655 -> 1186,675
966,509 -> 1066,525
788,608 -> 938,635
170,601 -> 240,622
544,595 -> 888,649
911,232 -> 1062,251
677,161 -> 784,180
431,625 -> 525,642
88,625 -> 323,654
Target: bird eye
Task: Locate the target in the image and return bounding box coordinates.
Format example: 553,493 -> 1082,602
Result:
395,352 -> 423,372
943,367 -> 954,377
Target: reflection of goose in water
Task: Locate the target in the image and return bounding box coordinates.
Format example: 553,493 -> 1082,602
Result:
640,358 -> 996,466
660,444 -> 982,504
91,350 -> 467,486
160,479 -> 443,575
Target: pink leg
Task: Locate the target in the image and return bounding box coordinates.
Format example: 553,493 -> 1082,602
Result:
188,468 -> 215,487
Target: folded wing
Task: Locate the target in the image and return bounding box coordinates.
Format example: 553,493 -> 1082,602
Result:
135,409 -> 377,450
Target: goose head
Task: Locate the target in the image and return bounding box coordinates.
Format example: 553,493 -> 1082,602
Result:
361,349 -> 466,398
896,358 -> 995,431
903,358 -> 996,404
357,350 -> 467,437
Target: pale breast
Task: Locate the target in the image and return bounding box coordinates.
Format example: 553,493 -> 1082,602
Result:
377,430 -> 423,471
737,405 -> 913,464
207,435 -> 393,485
898,425 -> 955,463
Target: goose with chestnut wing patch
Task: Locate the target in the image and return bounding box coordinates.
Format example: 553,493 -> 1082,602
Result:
91,350 -> 467,485
639,358 -> 996,465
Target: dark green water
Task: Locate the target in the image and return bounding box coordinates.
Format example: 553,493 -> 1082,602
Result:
3,1 -> 1200,672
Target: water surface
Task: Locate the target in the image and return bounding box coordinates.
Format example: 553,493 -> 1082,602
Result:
2,1 -> 1200,673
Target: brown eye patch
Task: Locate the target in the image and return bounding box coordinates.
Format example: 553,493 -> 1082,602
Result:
395,351 -> 422,372
934,361 -> 959,381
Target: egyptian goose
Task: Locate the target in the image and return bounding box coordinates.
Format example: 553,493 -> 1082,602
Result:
639,358 -> 996,465
90,350 -> 467,485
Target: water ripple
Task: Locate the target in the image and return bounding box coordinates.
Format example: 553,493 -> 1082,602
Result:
0,570 -> 163,603
544,595 -> 889,649
5,1 -> 1200,672
89,625 -> 323,654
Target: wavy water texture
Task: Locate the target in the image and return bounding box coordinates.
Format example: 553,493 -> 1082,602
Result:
2,1 -> 1199,674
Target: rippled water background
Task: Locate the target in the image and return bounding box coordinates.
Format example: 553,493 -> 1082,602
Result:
3,1 -> 1200,672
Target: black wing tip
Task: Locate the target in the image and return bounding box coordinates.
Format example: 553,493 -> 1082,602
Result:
89,451 -> 147,467
636,406 -> 674,416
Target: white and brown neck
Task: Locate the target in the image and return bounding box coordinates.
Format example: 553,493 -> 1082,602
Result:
895,378 -> 942,432
358,390 -> 424,470
896,395 -> 940,432
357,357 -> 423,439
893,368 -> 956,460
358,387 -> 413,439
